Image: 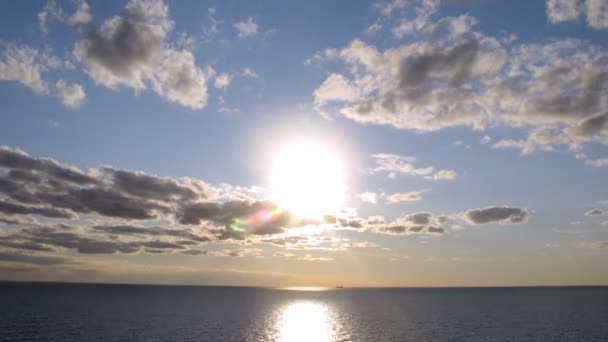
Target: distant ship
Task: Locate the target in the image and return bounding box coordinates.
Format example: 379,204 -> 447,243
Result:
336,285 -> 344,289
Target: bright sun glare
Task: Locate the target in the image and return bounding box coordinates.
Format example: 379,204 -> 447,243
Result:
271,141 -> 345,218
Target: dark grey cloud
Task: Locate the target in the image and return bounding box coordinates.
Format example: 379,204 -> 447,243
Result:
427,226 -> 445,234
0,145 -> 213,221
0,238 -> 56,252
0,251 -> 71,266
0,146 -> 98,185
111,169 -> 205,202
337,217 -> 364,229
7,169 -> 41,183
141,240 -> 185,250
180,249 -> 207,256
0,144 -> 387,257
0,200 -> 75,219
464,206 -> 528,224
399,40 -> 479,88
91,225 -> 211,243
404,212 -> 432,225
1,223 -> 189,255
38,188 -> 163,219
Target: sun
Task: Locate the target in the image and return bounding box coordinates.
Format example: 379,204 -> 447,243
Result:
271,140 -> 345,218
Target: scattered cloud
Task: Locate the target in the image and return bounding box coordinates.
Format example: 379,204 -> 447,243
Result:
585,208 -> 608,216
241,67 -> 258,78
201,7 -> 221,43
451,140 -> 471,149
343,211 -> 448,236
372,153 -> 457,181
372,153 -> 434,177
577,241 -> 608,248
296,255 -> 333,262
546,0 -> 608,29
38,0 -> 92,36
313,1 -> 608,164
386,190 -> 426,203
234,17 -> 258,38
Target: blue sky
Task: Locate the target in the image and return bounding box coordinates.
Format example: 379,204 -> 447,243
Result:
0,0 -> 607,286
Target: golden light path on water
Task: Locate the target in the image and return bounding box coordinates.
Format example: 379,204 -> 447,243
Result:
276,301 -> 338,342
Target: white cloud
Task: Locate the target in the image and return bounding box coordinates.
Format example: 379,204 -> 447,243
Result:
585,157 -> 608,167
213,72 -> 232,90
586,0 -> 608,29
374,0 -> 407,16
56,80 -> 86,108
0,43 -> 83,108
546,0 -> 583,23
356,192 -> 379,204
234,17 -> 258,38
0,44 -> 50,94
305,48 -> 339,65
69,0 -> 92,25
313,73 -> 359,106
426,169 -> 457,181
296,255 -> 333,262
150,49 -> 211,109
74,0 -> 212,109
366,22 -> 382,35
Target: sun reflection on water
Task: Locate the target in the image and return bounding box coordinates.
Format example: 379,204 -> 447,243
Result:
276,301 -> 338,342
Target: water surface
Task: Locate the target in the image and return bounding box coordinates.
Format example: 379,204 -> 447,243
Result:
1,283 -> 607,341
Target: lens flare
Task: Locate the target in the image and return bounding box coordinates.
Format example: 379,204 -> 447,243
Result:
229,207 -> 284,235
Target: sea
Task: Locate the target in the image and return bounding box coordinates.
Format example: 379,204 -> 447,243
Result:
1,283 -> 607,341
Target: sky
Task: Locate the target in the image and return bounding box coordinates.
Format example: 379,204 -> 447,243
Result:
0,0 -> 607,287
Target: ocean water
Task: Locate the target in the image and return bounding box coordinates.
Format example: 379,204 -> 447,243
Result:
1,283 -> 607,341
